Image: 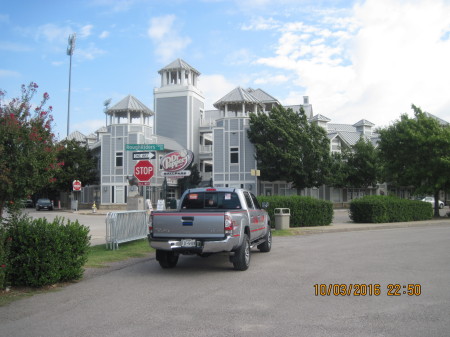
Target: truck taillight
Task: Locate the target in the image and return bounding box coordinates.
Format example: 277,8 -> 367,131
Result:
224,213 -> 233,235
148,213 -> 153,234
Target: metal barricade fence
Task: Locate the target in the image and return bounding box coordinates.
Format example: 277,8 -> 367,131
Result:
106,211 -> 149,250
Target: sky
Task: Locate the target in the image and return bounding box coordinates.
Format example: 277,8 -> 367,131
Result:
1,0 -> 450,140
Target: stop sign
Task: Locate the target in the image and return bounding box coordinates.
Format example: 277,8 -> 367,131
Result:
134,160 -> 154,181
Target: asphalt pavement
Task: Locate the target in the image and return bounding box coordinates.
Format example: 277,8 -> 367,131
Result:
1,220 -> 449,337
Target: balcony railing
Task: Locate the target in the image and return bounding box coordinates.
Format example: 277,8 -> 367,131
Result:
199,145 -> 212,154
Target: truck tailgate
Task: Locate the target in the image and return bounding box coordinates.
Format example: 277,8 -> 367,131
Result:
152,211 -> 226,239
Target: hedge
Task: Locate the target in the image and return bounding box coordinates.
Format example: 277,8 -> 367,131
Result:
258,195 -> 333,227
4,216 -> 90,288
349,195 -> 433,223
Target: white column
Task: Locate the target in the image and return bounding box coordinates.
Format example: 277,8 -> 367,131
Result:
181,69 -> 186,85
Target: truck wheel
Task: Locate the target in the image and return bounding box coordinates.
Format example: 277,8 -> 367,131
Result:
232,234 -> 250,271
258,229 -> 272,253
156,250 -> 179,269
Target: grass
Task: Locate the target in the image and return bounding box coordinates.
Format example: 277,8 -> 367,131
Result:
86,238 -> 154,268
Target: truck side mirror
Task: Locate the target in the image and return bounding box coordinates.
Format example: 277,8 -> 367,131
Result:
261,202 -> 269,209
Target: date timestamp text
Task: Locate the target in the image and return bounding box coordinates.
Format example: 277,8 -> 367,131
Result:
313,284 -> 422,296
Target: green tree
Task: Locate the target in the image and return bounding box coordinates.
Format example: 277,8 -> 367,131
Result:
0,83 -> 61,216
247,106 -> 331,189
345,138 -> 381,188
326,138 -> 381,189
52,139 -> 98,192
378,105 -> 450,216
327,151 -> 348,188
178,163 -> 202,194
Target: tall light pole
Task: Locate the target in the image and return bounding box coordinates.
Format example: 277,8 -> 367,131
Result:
66,33 -> 76,137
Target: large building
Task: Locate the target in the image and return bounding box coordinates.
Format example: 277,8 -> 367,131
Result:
69,58 -> 386,208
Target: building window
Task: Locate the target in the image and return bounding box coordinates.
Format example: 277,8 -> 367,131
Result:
331,138 -> 341,152
230,147 -> 239,164
116,152 -> 123,167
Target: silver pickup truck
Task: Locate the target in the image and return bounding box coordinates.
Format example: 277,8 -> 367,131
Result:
148,187 -> 271,271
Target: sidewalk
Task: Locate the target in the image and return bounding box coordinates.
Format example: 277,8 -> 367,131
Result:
288,209 -> 450,235
74,207 -> 450,242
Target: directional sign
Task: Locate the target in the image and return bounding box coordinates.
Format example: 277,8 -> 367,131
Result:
134,161 -> 154,181
126,144 -> 164,151
132,151 -> 156,160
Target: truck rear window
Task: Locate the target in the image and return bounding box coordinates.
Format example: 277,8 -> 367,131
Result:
181,192 -> 241,209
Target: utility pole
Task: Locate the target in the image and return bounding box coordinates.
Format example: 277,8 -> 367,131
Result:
66,33 -> 76,137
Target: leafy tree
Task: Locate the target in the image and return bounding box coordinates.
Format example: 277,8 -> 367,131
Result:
178,163 -> 202,194
52,139 -> 98,192
327,151 -> 348,188
0,83 -> 61,217
327,138 -> 381,189
378,105 -> 450,216
247,105 -> 331,189
345,138 -> 381,188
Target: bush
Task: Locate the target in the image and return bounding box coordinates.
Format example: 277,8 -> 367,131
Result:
258,195 -> 333,227
6,215 -> 90,288
349,195 -> 433,223
0,226 -> 12,289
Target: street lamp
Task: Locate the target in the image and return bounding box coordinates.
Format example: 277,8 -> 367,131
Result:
66,33 -> 76,137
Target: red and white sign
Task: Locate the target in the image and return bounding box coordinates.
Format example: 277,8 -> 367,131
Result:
73,180 -> 82,191
134,160 -> 154,181
161,150 -> 194,172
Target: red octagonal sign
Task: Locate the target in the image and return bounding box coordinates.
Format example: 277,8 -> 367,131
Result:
134,160 -> 154,181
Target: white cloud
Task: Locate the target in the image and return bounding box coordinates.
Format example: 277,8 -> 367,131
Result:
0,69 -> 20,78
147,15 -> 191,63
36,23 -> 73,43
198,74 -> 237,110
79,25 -> 94,38
241,17 -> 280,31
254,74 -> 289,85
73,119 -> 106,135
0,41 -> 32,52
99,31 -> 110,39
76,43 -> 106,60
254,0 -> 450,126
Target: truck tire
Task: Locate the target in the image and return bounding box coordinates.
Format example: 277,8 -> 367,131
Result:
258,229 -> 272,253
232,234 -> 250,271
156,250 -> 179,269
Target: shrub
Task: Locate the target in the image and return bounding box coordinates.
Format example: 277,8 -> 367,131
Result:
0,226 -> 12,289
258,195 -> 333,227
349,195 -> 433,223
6,215 -> 90,288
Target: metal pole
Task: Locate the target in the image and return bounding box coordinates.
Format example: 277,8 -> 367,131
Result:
66,33 -> 76,137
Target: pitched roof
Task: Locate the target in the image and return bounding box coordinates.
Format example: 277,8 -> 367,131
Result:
285,104 -> 313,119
158,58 -> 200,75
107,95 -> 154,116
353,119 -> 375,127
423,112 -> 449,126
65,131 -> 86,142
310,114 -> 331,122
246,88 -> 279,104
213,87 -> 263,109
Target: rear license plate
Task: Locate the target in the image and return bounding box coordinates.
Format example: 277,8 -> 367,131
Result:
181,239 -> 196,247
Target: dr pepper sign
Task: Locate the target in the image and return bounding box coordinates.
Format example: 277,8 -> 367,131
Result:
134,160 -> 154,181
